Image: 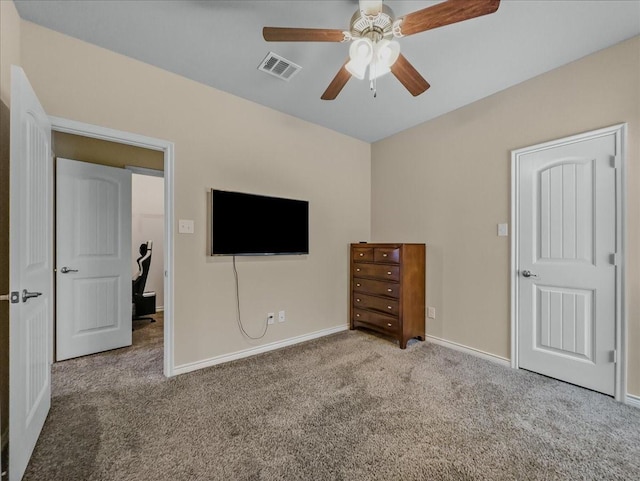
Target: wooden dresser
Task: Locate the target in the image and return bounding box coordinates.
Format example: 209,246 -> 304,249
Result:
350,243 -> 426,349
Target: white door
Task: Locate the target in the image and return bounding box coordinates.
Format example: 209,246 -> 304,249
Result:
9,66 -> 53,481
517,133 -> 617,395
56,158 -> 132,361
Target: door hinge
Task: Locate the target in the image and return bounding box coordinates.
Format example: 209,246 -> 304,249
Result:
0,292 -> 20,303
611,350 -> 618,363
609,253 -> 617,266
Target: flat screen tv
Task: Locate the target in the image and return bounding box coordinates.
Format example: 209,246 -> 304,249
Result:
211,189 -> 309,256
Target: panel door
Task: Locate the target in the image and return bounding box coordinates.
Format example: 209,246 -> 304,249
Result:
56,158 -> 132,360
518,134 -> 616,395
9,66 -> 53,481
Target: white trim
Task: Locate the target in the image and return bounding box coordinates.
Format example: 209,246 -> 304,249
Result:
510,137 -> 519,371
510,123 -> 627,402
173,325 -> 349,375
426,335 -> 510,367
125,165 -> 164,178
49,116 -> 176,377
626,394 -> 640,409
50,117 -> 168,151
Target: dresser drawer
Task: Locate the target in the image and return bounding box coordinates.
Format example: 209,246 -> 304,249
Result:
352,247 -> 373,261
353,293 -> 399,316
353,263 -> 400,281
353,278 -> 399,298
353,308 -> 398,332
374,247 -> 400,264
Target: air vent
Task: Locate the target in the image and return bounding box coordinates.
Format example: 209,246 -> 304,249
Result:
258,52 -> 302,81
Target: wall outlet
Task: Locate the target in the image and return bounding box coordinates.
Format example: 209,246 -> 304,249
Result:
278,310 -> 285,323
267,312 -> 275,325
427,307 -> 436,319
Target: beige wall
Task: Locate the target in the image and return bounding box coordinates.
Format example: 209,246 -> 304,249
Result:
53,131 -> 164,171
19,20 -> 371,368
0,0 -> 21,453
0,0 -> 21,106
371,36 -> 640,395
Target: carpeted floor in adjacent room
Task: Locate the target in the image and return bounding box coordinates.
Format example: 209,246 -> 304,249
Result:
23,316 -> 640,481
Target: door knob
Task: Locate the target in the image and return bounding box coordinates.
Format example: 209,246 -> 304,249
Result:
521,270 -> 538,278
22,289 -> 42,303
60,267 -> 78,274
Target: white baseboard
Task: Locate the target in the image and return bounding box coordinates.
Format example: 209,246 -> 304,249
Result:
626,393 -> 640,409
173,324 -> 349,375
156,306 -> 164,312
426,335 -> 510,367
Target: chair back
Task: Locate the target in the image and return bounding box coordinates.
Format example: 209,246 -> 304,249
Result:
132,241 -> 153,296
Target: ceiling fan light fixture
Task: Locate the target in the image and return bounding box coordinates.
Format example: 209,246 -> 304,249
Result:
349,38 -> 374,63
346,38 -> 374,79
369,60 -> 391,81
376,39 -> 400,67
367,39 -> 399,81
345,59 -> 369,80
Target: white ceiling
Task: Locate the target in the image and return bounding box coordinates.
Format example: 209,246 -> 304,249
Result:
14,0 -> 640,142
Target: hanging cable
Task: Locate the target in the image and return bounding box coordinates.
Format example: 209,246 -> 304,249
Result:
233,255 -> 268,340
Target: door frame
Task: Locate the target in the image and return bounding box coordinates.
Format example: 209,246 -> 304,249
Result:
510,123 -> 627,403
50,116 -> 176,377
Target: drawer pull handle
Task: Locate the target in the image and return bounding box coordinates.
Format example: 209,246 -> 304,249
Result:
387,271 -> 392,275
387,323 -> 392,327
356,268 -> 360,272
387,288 -> 392,292
356,314 -> 360,317
356,283 -> 361,287
387,306 -> 392,309
383,253 -> 387,257
356,299 -> 360,302
359,253 -> 364,256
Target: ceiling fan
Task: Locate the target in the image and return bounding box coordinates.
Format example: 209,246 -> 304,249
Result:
263,0 -> 501,100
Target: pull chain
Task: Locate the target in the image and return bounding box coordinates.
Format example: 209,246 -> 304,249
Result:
370,68 -> 377,98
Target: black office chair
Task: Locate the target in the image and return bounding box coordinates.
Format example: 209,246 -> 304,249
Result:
132,241 -> 156,322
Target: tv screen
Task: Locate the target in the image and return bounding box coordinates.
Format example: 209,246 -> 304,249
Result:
211,189 -> 309,256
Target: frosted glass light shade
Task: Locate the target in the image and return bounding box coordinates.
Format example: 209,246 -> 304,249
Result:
347,38 -> 374,80
376,39 -> 400,67
346,59 -> 369,80
369,60 -> 391,80
349,38 -> 374,63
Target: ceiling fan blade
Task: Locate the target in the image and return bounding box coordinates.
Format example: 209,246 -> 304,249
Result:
321,60 -> 352,100
397,0 -> 500,37
263,27 -> 346,42
391,54 -> 431,97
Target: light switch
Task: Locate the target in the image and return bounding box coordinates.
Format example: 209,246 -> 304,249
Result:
497,223 -> 508,237
178,219 -> 194,234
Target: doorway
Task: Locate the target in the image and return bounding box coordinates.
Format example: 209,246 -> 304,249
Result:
50,117 -> 175,376
130,168 -> 165,351
510,124 -> 627,401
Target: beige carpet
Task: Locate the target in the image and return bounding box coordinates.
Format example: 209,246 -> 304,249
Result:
23,318 -> 640,480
